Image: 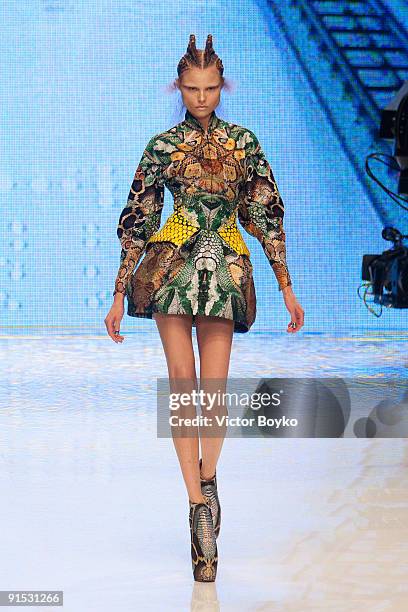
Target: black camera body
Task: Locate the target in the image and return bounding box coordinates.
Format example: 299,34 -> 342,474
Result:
362,234 -> 408,308
362,82 -> 408,313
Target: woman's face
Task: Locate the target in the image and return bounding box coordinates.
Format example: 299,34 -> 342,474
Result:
178,65 -> 222,119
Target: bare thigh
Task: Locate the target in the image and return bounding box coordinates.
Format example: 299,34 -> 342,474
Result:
195,315 -> 234,380
195,315 -> 234,447
152,312 -> 234,380
152,313 -> 196,379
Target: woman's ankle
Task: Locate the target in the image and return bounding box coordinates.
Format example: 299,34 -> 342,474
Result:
199,458 -> 216,481
200,467 -> 216,481
189,494 -> 207,505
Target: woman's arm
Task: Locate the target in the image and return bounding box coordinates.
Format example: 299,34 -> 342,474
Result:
113,134 -> 165,296
238,129 -> 292,292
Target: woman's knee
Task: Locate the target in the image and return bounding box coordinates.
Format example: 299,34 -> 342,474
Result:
168,363 -> 197,381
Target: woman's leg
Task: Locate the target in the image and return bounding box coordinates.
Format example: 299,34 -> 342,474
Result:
195,315 -> 234,480
153,312 -> 205,504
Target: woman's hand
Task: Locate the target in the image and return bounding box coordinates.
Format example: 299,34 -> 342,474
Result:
104,294 -> 125,343
281,285 -> 304,333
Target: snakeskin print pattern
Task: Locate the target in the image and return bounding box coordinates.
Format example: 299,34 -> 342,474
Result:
199,458 -> 221,539
189,497 -> 218,582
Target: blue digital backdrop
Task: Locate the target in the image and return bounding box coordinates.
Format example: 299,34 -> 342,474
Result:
1,0 -> 407,333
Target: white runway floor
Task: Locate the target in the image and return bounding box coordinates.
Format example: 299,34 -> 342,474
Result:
0,331 -> 407,611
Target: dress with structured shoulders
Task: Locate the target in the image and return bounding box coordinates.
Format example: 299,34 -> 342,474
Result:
113,108 -> 292,333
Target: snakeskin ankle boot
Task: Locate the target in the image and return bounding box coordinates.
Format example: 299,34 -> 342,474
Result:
199,458 -> 221,539
189,496 -> 218,582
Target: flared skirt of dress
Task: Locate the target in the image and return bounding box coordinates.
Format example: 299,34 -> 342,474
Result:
126,233 -> 257,334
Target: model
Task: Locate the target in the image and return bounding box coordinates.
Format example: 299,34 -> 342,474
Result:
105,33 -> 304,582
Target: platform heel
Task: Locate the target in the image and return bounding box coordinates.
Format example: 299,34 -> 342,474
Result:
189,496 -> 218,582
199,458 -> 221,539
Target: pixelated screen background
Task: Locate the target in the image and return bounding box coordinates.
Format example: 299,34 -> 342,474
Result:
1,0 -> 407,333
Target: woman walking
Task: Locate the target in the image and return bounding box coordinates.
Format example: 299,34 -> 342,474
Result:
105,33 -> 304,582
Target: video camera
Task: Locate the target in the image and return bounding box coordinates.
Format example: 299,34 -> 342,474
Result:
362,81 -> 408,312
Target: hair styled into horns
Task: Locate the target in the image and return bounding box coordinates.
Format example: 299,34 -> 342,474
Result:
164,34 -> 234,96
177,34 -> 224,78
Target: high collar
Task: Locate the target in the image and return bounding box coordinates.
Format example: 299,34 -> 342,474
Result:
183,108 -> 220,134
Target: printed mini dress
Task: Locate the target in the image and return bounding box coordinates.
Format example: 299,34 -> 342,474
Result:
113,108 -> 292,333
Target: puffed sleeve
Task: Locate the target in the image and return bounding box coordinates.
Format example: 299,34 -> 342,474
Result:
238,129 -> 292,291
113,135 -> 166,296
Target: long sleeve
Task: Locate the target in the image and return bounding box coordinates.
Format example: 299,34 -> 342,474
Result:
238,129 -> 292,291
113,135 -> 165,296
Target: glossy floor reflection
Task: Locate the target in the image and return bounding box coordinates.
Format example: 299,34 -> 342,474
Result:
0,331 -> 407,611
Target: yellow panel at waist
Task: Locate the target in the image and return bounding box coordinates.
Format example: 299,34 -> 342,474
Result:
146,209 -> 199,246
147,209 -> 250,257
217,211 -> 250,257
